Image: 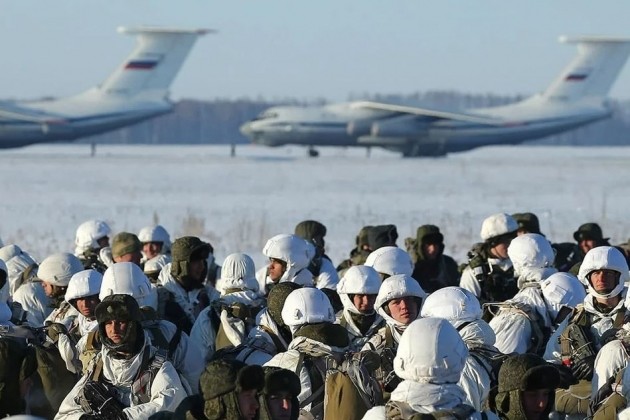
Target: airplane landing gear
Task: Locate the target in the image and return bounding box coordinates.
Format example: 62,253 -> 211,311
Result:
308,146 -> 319,158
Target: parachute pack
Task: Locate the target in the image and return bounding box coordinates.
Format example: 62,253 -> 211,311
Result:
298,350 -> 383,420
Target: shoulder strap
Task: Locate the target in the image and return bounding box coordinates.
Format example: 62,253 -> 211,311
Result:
259,325 -> 287,353
614,306 -> 626,328
385,326 -> 394,349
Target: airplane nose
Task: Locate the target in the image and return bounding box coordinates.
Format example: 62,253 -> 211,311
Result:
239,122 -> 253,137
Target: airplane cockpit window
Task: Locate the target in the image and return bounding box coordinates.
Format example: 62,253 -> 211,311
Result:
252,111 -> 279,121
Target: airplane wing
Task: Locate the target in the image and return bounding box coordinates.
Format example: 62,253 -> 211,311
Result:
350,101 -> 504,125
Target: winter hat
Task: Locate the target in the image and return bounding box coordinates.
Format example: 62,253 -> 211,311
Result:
261,367 -> 301,398
95,293 -> 143,325
37,253 -> 84,287
512,212 -> 541,235
171,236 -> 211,278
111,232 -> 142,259
367,224 -> 398,250
494,353 -> 559,420
416,225 -> 444,246
356,226 -> 374,249
267,282 -> 302,327
573,222 -> 606,242
294,220 -> 326,244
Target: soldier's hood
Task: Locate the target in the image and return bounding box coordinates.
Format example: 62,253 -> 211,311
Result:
458,319 -> 496,348
101,332 -> 151,386
584,288 -> 627,315
390,380 -> 466,413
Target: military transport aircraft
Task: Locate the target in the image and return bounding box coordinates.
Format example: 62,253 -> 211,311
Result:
0,26 -> 210,148
240,36 -> 630,157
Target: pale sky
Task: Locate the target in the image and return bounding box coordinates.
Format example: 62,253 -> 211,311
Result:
2,1 -> 630,102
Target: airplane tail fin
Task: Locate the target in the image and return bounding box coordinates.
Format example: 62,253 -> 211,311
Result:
542,36 -> 630,102
97,26 -> 212,100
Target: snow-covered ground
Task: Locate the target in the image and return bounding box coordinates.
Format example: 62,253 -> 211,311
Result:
2,143 -> 630,268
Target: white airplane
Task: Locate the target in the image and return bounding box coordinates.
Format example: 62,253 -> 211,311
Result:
240,36 -> 630,157
0,26 -> 210,148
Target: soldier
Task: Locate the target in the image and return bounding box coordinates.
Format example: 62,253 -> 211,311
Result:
73,219 -> 111,273
407,224 -> 460,293
40,253 -> 85,327
336,225 -> 373,274
363,318 -> 497,420
512,212 -> 543,236
491,353 -> 560,420
110,232 -> 143,266
159,236 -> 213,334
55,294 -> 186,419
256,234 -> 315,296
421,286 -> 502,411
294,220 -> 339,289
259,367 -> 301,420
554,222 -> 610,274
364,246 -> 414,280
337,265 -> 384,351
460,213 -> 519,303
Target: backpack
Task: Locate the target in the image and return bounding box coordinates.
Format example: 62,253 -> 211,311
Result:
299,351 -> 383,420
385,400 -> 480,420
590,365 -> 627,418
482,301 -> 549,355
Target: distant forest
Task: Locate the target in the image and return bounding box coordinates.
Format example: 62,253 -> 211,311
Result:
82,91 -> 630,146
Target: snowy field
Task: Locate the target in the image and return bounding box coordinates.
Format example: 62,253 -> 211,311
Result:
2,143 -> 630,268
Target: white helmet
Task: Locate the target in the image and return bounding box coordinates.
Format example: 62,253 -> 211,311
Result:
365,246 -> 413,277
38,253 -> 84,287
262,234 -> 313,282
281,288 -> 335,330
480,213 -> 518,242
540,272 -> 587,321
65,270 -> 103,302
75,219 -> 111,254
138,225 -> 172,253
376,274 -> 427,327
578,246 -> 628,299
394,318 -> 468,384
219,253 -> 259,294
100,262 -> 157,309
508,234 -> 555,275
337,265 -> 381,314
421,286 -> 482,329
0,245 -> 37,294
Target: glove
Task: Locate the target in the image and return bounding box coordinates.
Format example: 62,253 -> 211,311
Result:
571,355 -> 596,381
45,322 -> 68,343
554,363 -> 578,389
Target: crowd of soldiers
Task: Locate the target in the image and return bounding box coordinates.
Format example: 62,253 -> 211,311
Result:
0,213 -> 630,419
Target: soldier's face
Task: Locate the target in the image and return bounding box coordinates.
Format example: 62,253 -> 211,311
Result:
105,320 -> 128,344
422,243 -> 440,260
237,389 -> 259,420
188,258 -> 206,281
579,239 -> 597,255
268,258 -> 286,282
75,295 -> 100,318
143,242 -> 162,259
491,242 -> 510,259
267,391 -> 292,420
387,297 -> 418,325
352,294 -> 376,313
521,389 -> 550,420
589,269 -> 620,294
42,281 -> 54,297
96,236 -> 110,249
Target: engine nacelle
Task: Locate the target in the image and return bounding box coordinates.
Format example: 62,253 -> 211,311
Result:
346,119 -> 375,137
370,115 -> 428,137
